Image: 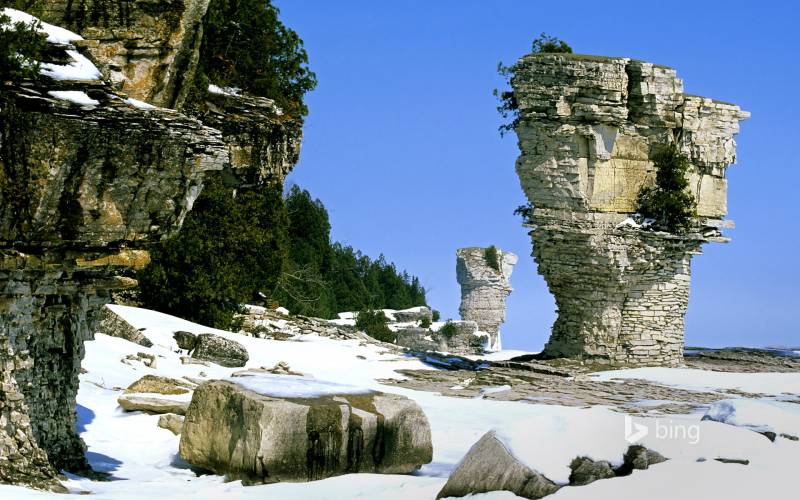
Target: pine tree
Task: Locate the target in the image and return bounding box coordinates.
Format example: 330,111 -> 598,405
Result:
636,144 -> 697,233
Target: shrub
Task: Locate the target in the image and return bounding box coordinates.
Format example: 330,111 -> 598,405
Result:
495,33 -> 572,136
513,203 -> 533,224
431,310 -> 441,322
355,309 -> 395,343
0,11 -> 47,83
419,316 -> 432,329
484,245 -> 501,272
636,144 -> 697,233
439,321 -> 458,339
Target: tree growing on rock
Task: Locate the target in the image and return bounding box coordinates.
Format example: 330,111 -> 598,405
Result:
495,33 -> 572,136
636,144 -> 697,233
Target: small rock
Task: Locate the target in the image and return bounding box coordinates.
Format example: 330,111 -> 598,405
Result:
569,456 -> 615,486
174,331 -> 198,351
158,414 -> 185,435
118,394 -> 189,415
124,375 -> 196,395
715,458 -> 750,465
191,333 -> 249,367
180,356 -> 210,366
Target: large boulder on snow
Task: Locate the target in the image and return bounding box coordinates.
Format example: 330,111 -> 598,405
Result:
437,431 -> 560,499
98,305 -> 152,347
191,333 -> 249,367
179,378 -> 433,484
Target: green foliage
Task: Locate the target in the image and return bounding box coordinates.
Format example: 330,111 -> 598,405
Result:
495,33 -> 572,136
192,0 -> 317,116
431,310 -> 441,322
531,33 -> 573,54
484,245 -> 500,272
419,316 -> 432,329
272,185 -> 427,318
0,11 -> 47,83
513,203 -> 533,224
355,309 -> 395,343
439,321 -> 458,339
635,144 -> 697,233
137,175 -> 289,329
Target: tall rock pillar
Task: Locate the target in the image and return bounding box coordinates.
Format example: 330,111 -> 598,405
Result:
510,54 -> 748,366
457,247 -> 517,351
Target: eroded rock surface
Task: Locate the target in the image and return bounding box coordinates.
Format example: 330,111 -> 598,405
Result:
98,305 -> 152,347
457,247 -> 517,351
179,380 -> 433,484
191,333 -> 249,367
510,54 -> 749,365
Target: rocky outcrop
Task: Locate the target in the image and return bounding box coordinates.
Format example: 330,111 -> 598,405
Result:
510,54 -> 749,365
179,380 -> 433,484
456,247 -> 517,351
38,0 -> 211,109
1,0 -> 307,486
0,78 -> 226,488
158,413 -> 185,435
98,305 -> 152,347
190,333 -> 249,367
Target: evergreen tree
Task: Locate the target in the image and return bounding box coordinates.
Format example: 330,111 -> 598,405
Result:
192,0 -> 317,116
0,11 -> 46,83
137,176 -> 288,328
636,144 -> 697,233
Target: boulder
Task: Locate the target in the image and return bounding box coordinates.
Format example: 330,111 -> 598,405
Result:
392,306 -> 433,323
395,321 -> 488,355
191,333 -> 249,367
124,375 -> 196,396
568,456 -> 615,486
436,431 -> 560,499
180,379 -> 433,484
98,305 -> 153,347
158,414 -> 185,435
118,394 -> 190,415
174,331 -> 198,351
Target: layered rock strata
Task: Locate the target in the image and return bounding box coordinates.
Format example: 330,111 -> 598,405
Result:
0,2 -> 304,487
0,76 -> 227,488
511,54 -> 748,365
457,247 -> 517,351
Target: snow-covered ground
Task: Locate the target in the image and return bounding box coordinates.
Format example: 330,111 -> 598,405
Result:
1,305 -> 799,499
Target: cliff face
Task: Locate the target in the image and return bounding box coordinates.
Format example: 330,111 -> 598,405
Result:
511,54 -> 748,366
1,2 -> 302,489
456,247 -> 517,351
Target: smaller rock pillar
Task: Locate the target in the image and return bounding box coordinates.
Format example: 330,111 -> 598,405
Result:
456,247 -> 518,350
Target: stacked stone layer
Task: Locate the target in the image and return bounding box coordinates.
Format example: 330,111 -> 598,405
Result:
511,54 -> 748,366
456,247 -> 517,351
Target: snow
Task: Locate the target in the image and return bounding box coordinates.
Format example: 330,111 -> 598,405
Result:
1,304 -> 798,499
1,8 -> 82,44
703,399 -> 800,436
590,367 -> 800,397
125,98 -> 156,110
229,373 -> 374,399
41,49 -> 102,81
275,306 -> 289,315
208,84 -> 241,96
47,90 -> 99,106
616,217 -> 641,229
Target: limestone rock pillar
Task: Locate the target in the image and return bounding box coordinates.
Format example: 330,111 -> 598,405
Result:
456,247 -> 518,351
510,54 -> 748,366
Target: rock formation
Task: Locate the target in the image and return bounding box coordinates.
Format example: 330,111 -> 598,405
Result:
179,379 -> 433,484
510,53 -> 749,366
457,247 -> 517,350
395,320 -> 488,355
1,2 -> 301,488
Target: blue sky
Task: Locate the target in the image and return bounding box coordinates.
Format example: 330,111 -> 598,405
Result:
277,0 -> 799,350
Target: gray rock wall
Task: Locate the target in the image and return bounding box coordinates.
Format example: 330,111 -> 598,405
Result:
511,54 -> 748,366
457,247 -> 517,350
